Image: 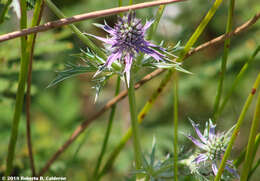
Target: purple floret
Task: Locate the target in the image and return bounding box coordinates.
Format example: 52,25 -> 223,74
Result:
88,11 -> 165,86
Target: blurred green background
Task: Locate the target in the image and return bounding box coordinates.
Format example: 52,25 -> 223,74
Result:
0,0 -> 259,180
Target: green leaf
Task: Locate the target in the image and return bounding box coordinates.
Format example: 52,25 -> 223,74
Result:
47,62 -> 97,88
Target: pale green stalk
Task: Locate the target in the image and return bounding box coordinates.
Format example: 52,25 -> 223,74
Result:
173,71 -> 179,181
93,76 -> 120,179
214,73 -> 260,181
213,0 -> 235,118
118,0 -> 122,7
216,46 -> 260,118
240,88 -> 260,180
25,0 -> 44,175
5,0 -> 28,176
126,72 -> 143,177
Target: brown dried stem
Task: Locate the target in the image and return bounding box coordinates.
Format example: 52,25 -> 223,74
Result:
0,0 -> 186,43
38,12 -> 260,176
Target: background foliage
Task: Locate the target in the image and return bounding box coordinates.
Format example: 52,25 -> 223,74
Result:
0,0 -> 259,180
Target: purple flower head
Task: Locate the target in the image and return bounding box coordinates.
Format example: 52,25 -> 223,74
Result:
187,118 -> 239,179
87,11 -> 166,86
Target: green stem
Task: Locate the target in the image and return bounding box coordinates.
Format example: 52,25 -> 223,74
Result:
5,0 -> 28,176
178,0 -> 224,62
0,0 -> 12,24
118,0 -> 122,7
213,0 -> 235,119
173,71 -> 179,181
214,73 -> 260,181
240,88 -> 260,180
25,0 -> 44,176
118,0 -> 123,17
97,70 -> 172,179
45,0 -> 121,70
216,46 -> 260,118
93,76 -> 120,179
126,72 -> 143,174
129,0 -> 133,5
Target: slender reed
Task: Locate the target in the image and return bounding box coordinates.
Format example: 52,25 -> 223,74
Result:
214,73 -> 260,181
240,87 -> 260,180
126,72 -> 143,176
25,0 -> 45,176
213,0 -> 235,118
173,71 -> 179,181
5,0 -> 28,176
93,76 -> 121,179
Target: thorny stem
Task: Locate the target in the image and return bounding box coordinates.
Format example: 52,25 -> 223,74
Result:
93,76 -> 121,179
240,85 -> 260,180
25,0 -> 45,176
216,46 -> 260,119
5,0 -> 28,176
173,71 -> 179,181
213,0 -> 235,119
38,14 -> 260,175
98,70 -> 173,179
214,73 -> 260,181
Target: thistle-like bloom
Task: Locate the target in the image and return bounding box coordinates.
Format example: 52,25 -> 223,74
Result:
88,11 -> 165,85
187,119 -> 239,178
